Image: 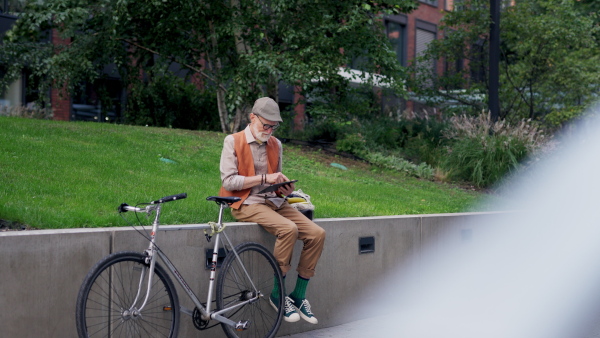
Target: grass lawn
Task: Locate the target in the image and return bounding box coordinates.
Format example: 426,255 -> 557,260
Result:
0,117 -> 497,229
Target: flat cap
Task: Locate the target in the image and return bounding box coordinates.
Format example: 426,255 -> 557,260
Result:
251,97 -> 282,122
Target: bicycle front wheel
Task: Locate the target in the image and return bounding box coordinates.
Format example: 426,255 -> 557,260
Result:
75,251 -> 180,338
216,242 -> 284,338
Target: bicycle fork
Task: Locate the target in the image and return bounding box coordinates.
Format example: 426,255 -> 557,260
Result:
124,204 -> 163,318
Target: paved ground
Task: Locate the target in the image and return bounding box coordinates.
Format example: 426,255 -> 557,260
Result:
280,315 -> 394,338
279,314 -> 600,338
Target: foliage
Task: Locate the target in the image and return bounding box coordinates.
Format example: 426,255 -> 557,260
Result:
336,133 -> 367,155
125,74 -> 220,131
386,114 -> 448,164
0,104 -> 52,119
544,106 -> 588,131
283,85 -> 381,143
363,151 -> 434,179
293,117 -> 353,143
0,117 -> 487,229
276,82 -> 449,179
410,0 -> 600,123
285,106 -> 444,180
441,113 -> 548,188
334,109 -> 448,161
0,0 -> 418,132
576,0 -> 600,29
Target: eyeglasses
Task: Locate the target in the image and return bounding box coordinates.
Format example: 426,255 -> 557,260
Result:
255,114 -> 280,130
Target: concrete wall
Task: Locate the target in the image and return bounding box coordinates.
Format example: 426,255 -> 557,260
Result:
0,212 -> 496,337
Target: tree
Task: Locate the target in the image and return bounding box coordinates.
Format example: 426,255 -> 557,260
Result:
409,0 -> 600,125
576,0 -> 600,19
0,0 -> 418,132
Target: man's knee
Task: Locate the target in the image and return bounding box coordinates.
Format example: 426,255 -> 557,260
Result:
277,221 -> 299,239
314,226 -> 326,241
307,224 -> 326,243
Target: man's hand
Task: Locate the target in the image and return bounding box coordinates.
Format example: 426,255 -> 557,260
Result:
266,172 -> 295,196
279,181 -> 295,196
266,172 -> 289,185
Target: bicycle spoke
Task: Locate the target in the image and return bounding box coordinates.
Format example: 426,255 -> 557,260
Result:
76,252 -> 179,338
216,243 -> 283,338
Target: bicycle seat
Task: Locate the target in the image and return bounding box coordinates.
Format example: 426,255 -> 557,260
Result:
206,196 -> 242,205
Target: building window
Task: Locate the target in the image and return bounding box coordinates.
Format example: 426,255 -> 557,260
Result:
416,29 -> 436,59
444,57 -> 465,89
449,0 -> 511,12
72,78 -> 122,122
385,15 -> 407,66
420,0 -> 439,7
415,20 -> 437,87
469,38 -> 487,84
448,0 -> 477,12
1,0 -> 26,15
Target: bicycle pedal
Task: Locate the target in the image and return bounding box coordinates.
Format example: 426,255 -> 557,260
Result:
235,320 -> 250,331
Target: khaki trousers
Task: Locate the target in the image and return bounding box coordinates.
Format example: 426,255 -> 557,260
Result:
232,201 -> 325,278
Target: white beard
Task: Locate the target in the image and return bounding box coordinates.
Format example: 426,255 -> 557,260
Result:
252,123 -> 271,143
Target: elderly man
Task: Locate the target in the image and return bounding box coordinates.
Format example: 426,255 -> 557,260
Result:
219,97 -> 326,324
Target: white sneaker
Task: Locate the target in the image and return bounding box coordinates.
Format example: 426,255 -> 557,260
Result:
270,295 -> 300,323
291,297 -> 318,324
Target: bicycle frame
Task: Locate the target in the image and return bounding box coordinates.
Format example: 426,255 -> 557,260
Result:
128,202 -> 261,330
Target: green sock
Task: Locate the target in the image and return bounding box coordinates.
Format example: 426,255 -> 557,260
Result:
271,275 -> 285,299
289,276 -> 309,300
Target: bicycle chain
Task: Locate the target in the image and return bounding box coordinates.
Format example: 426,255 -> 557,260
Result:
192,307 -> 210,330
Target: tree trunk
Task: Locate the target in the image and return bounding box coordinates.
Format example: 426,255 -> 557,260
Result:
216,87 -> 230,133
528,79 -> 535,119
233,105 -> 249,132
230,0 -> 253,132
267,73 -> 279,103
209,21 -> 230,134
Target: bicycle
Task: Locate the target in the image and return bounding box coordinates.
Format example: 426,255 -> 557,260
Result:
75,193 -> 285,338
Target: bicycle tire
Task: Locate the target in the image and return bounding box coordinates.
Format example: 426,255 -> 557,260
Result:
216,242 -> 284,338
75,251 -> 180,338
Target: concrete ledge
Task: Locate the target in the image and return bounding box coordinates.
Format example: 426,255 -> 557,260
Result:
0,212 -> 498,337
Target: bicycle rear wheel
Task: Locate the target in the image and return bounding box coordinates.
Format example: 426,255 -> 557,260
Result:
216,242 -> 284,338
76,251 -> 180,338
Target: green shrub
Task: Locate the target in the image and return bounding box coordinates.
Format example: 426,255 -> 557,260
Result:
294,84 -> 380,143
359,118 -> 405,150
354,114 -> 448,167
124,75 -> 220,131
283,84 -> 449,180
300,118 -> 353,143
396,116 -> 448,165
443,135 -> 526,187
442,113 -> 548,188
364,151 -> 435,179
544,106 -> 586,130
336,133 -> 367,155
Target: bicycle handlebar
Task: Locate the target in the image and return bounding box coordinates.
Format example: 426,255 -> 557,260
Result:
118,193 -> 187,213
151,193 -> 187,204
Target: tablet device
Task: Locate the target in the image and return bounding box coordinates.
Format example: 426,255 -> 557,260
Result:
258,180 -> 298,194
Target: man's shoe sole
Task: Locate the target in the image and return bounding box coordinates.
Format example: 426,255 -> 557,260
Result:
290,298 -> 319,324
292,304 -> 318,324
